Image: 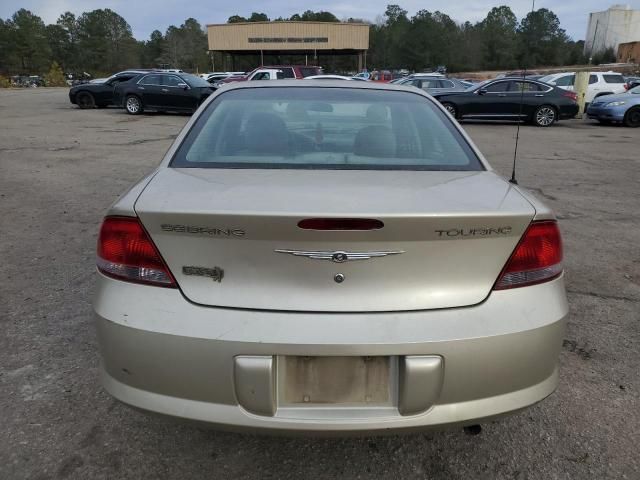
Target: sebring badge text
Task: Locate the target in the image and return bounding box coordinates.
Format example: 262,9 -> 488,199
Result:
161,224 -> 245,237
435,227 -> 512,237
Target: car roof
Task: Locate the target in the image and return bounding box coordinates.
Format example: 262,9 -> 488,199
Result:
490,76 -> 550,82
219,79 -> 436,93
304,75 -> 352,79
410,73 -> 445,77
261,65 -> 320,68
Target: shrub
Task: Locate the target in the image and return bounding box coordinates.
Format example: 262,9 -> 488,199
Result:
0,75 -> 10,88
44,62 -> 67,87
591,47 -> 616,65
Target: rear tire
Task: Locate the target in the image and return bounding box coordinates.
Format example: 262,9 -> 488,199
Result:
442,102 -> 457,118
533,105 -> 556,127
623,106 -> 640,128
125,95 -> 143,115
76,92 -> 95,109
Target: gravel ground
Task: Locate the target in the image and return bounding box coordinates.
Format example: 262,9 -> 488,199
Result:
1,88 -> 638,480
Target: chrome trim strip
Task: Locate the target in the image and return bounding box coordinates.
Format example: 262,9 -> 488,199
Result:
275,249 -> 405,263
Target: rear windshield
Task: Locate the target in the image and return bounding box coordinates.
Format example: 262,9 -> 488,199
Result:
170,87 -> 483,171
279,68 -> 295,79
183,74 -> 211,88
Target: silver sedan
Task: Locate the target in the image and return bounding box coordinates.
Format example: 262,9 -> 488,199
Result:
94,81 -> 567,434
396,75 -> 470,95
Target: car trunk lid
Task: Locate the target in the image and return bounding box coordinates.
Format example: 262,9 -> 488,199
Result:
134,168 -> 535,312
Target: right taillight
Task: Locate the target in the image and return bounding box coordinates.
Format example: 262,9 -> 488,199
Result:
494,220 -> 563,290
562,91 -> 578,102
97,216 -> 176,288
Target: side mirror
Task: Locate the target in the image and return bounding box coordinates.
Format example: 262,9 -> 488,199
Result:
178,82 -> 189,90
478,88 -> 488,95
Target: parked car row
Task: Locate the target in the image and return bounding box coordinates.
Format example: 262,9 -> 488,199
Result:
414,69 -> 639,128
217,65 -> 322,85
68,66 -> 638,127
538,71 -> 627,105
69,70 -> 216,114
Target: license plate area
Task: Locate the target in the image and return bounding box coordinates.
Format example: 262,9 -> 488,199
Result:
278,356 -> 395,409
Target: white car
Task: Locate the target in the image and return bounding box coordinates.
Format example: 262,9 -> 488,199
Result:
539,71 -> 627,104
247,69 -> 284,81
200,72 -> 244,81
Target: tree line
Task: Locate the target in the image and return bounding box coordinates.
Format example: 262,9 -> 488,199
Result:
0,5 -> 614,78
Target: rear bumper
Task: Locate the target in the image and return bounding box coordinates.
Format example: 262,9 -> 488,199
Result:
94,273 -> 568,434
559,105 -> 579,120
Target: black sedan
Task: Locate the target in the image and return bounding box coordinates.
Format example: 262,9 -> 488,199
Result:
114,72 -> 215,115
69,70 -> 149,109
432,78 -> 579,127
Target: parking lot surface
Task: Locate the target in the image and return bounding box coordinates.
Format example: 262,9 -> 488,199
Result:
1,88 -> 638,479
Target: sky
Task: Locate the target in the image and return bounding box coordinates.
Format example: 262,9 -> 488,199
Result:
2,0 -> 640,41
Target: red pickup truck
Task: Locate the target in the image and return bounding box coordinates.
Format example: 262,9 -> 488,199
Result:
220,65 -> 322,84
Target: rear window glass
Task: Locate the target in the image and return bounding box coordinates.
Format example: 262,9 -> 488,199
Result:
554,75 -> 575,87
170,87 -> 483,171
508,81 -> 542,92
182,74 -> 210,87
603,74 -> 624,84
485,81 -> 509,92
139,74 -> 161,86
277,68 -> 294,79
165,75 -> 183,87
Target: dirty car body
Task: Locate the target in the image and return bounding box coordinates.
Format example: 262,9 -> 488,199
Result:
94,80 -> 568,434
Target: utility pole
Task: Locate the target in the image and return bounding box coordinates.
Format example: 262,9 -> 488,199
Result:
574,71 -> 589,119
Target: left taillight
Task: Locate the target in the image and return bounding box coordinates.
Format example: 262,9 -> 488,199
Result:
97,216 -> 176,287
494,220 -> 563,290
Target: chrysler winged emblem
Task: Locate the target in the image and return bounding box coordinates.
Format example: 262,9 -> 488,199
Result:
275,249 -> 404,263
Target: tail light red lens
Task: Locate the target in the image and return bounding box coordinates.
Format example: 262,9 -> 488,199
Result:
562,91 -> 578,102
494,220 -> 563,290
97,216 -> 176,287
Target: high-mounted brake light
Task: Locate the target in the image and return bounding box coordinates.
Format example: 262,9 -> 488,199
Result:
494,220 -> 563,290
97,216 -> 176,287
298,218 -> 384,230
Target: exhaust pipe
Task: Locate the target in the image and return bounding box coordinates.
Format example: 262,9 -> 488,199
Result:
463,424 -> 482,436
